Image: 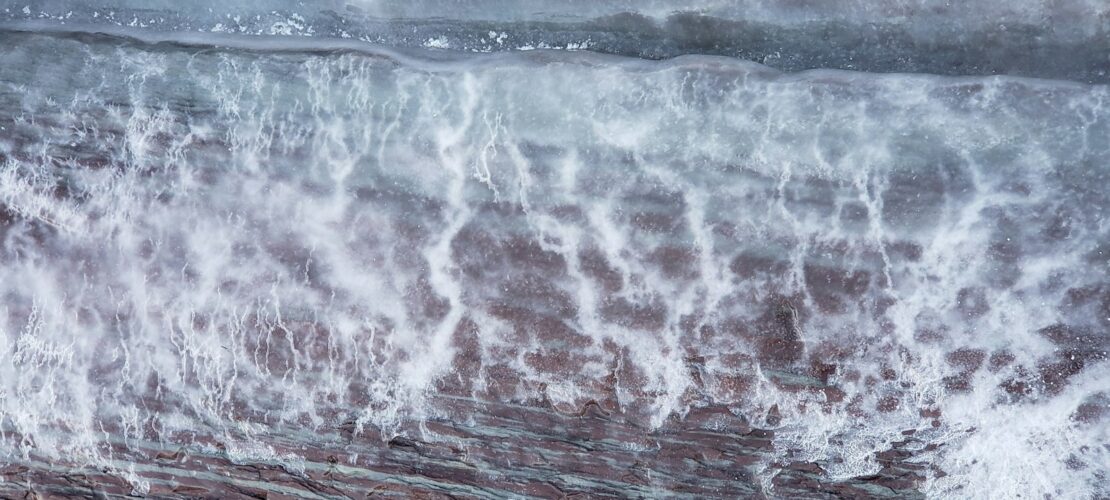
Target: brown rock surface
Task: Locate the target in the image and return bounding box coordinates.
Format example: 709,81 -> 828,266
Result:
0,396 -> 925,498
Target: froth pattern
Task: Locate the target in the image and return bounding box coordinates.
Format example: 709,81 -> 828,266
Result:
0,33 -> 1107,497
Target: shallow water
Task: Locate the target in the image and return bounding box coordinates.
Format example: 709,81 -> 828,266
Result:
0,2 -> 1108,498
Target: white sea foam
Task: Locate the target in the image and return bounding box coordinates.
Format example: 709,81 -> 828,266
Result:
0,29 -> 1105,498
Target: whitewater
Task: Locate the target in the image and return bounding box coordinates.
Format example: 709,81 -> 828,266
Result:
0,1 -> 1107,498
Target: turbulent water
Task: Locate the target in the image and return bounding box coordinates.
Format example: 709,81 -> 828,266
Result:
0,1 -> 1108,498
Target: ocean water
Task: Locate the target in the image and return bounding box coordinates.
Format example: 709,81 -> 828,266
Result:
0,2 -> 1107,498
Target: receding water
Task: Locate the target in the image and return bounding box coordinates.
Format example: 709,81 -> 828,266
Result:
0,2 -> 1108,498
